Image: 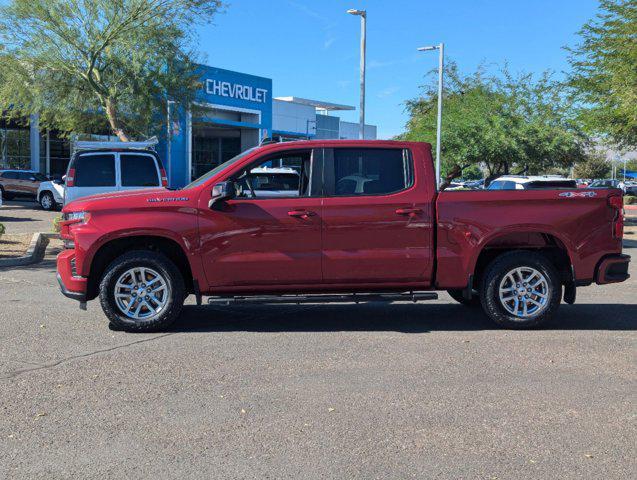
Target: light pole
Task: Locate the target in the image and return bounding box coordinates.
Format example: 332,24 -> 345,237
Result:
417,43 -> 444,188
347,9 -> 366,139
166,100 -> 175,187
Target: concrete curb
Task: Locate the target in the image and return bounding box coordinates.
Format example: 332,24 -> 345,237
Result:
0,232 -> 57,268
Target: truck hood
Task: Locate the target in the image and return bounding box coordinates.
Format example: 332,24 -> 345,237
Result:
62,188 -> 183,212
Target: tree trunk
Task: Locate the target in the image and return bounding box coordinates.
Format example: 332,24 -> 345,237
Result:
104,98 -> 130,142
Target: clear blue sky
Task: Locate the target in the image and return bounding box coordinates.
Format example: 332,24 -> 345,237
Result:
196,0 -> 601,139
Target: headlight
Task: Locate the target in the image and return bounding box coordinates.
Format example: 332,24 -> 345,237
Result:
63,211 -> 90,224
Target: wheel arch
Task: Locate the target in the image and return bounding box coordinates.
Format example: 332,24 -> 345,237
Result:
470,230 -> 574,290
38,189 -> 54,202
86,235 -> 194,300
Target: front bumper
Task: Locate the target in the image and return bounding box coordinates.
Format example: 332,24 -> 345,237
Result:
595,254 -> 631,285
57,249 -> 87,302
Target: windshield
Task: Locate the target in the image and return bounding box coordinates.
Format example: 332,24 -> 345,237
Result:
183,148 -> 257,189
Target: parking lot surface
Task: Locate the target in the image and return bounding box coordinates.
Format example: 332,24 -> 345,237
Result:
0,199 -> 60,235
0,241 -> 635,479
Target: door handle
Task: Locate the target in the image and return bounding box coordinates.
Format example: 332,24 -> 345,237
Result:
395,208 -> 422,216
288,209 -> 316,218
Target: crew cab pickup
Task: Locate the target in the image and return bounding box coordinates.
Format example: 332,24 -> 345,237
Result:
57,140 -> 630,332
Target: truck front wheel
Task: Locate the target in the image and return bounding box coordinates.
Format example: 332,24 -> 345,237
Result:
480,251 -> 561,329
99,250 -> 185,332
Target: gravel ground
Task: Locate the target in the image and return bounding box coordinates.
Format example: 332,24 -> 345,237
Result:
0,242 -> 635,479
0,233 -> 33,258
0,199 -> 60,235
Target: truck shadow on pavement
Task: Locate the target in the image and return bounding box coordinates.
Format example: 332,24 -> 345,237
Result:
169,302 -> 637,333
5,257 -> 635,333
0,215 -> 39,222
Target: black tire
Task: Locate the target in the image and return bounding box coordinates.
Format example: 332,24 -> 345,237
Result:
39,191 -> 55,210
480,250 -> 561,329
99,250 -> 185,332
447,289 -> 481,307
0,186 -> 13,200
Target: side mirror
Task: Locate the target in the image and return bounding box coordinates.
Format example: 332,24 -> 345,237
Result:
208,181 -> 236,209
29,176 -> 37,182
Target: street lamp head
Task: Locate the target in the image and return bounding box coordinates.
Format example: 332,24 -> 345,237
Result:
417,45 -> 438,51
347,9 -> 366,16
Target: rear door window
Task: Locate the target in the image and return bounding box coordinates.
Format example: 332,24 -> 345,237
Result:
2,171 -> 18,179
325,148 -> 413,196
74,154 -> 116,187
120,154 -> 160,187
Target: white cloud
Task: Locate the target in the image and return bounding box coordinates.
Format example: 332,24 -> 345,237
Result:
377,86 -> 400,98
324,35 -> 336,49
368,55 -> 420,70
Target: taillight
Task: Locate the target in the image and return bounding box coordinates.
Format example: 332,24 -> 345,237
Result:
608,194 -> 624,238
66,168 -> 75,187
160,168 -> 168,187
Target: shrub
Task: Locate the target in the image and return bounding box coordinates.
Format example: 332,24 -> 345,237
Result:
0,222 -> 5,237
52,215 -> 63,233
624,196 -> 637,205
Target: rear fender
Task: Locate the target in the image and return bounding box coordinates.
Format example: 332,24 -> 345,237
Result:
466,225 -> 575,282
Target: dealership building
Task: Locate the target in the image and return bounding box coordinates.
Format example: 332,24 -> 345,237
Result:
0,64 -> 376,187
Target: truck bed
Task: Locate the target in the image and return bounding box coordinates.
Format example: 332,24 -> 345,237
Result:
435,188 -> 623,288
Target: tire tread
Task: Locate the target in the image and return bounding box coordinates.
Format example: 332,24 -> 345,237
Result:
479,250 -> 561,329
98,250 -> 185,332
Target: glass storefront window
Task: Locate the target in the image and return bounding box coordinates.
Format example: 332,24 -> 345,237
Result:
0,125 -> 31,170
191,125 -> 242,180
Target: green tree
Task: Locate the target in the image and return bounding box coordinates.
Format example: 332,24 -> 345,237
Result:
0,0 -> 222,141
567,0 -> 637,149
400,63 -> 588,181
573,155 -> 612,179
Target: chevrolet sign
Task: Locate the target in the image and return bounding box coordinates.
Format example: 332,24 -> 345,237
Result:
205,79 -> 268,104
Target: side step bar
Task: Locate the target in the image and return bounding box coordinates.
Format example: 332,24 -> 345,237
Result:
207,291 -> 438,306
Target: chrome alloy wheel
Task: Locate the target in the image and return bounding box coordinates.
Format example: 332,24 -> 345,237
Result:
498,267 -> 549,318
113,267 -> 170,320
41,194 -> 52,209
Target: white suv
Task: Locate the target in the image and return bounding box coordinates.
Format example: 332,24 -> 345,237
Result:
64,147 -> 167,204
37,178 -> 65,210
488,175 -> 578,190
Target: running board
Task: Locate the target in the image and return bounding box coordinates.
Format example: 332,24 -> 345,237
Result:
207,291 -> 438,306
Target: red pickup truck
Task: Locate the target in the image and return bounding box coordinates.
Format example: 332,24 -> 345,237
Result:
57,140 -> 630,332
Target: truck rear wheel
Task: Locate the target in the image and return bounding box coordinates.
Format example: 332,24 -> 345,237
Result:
480,251 -> 561,329
99,250 -> 185,332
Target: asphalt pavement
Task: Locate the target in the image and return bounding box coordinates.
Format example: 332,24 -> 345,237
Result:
0,242 -> 635,479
